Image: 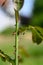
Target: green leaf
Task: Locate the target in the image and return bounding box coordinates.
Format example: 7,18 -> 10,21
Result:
35,26 -> 43,37
0,50 -> 15,65
32,30 -> 42,44
29,26 -> 43,44
1,57 -> 6,62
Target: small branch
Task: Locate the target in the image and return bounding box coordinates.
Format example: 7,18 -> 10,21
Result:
0,50 -> 15,65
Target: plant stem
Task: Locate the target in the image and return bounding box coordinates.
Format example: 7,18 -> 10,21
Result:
15,17 -> 18,65
14,0 -> 20,65
15,0 -> 19,65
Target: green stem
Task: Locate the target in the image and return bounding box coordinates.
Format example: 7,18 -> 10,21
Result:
14,0 -> 20,65
15,6 -> 19,65
15,17 -> 18,65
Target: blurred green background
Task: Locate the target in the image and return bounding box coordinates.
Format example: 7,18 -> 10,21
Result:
31,0 -> 43,27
